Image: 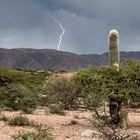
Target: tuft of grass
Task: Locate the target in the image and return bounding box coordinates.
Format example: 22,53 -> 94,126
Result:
49,104 -> 65,115
9,115 -> 30,126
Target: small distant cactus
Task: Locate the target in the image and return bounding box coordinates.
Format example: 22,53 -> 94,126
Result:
109,29 -> 119,66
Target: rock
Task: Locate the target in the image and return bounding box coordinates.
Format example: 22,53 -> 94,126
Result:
81,129 -> 100,138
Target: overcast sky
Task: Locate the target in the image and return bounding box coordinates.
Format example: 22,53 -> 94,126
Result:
0,0 -> 140,54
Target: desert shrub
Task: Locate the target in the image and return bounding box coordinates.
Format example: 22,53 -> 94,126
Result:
0,68 -> 30,86
72,60 -> 140,127
36,88 -> 50,107
12,126 -> 53,140
0,68 -> 52,87
27,70 -> 52,86
49,104 -> 65,115
44,77 -> 78,110
71,66 -> 110,110
0,68 -> 65,111
12,131 -> 35,140
0,84 -> 38,113
123,60 -> 140,108
9,115 -> 30,126
0,68 -> 59,111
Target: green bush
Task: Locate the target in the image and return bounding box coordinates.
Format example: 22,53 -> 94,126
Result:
0,68 -> 52,87
9,115 -> 30,126
44,77 -> 78,110
72,60 -> 140,127
0,68 -> 30,86
28,70 -> 52,85
0,68 -> 57,112
72,66 -> 110,110
0,84 -> 38,113
123,60 -> 140,108
0,68 -> 67,112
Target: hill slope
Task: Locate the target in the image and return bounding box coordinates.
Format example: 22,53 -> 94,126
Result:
0,48 -> 140,70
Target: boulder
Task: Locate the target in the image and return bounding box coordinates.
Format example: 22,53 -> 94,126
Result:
81,129 -> 100,138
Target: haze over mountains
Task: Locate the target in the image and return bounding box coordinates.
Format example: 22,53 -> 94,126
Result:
0,48 -> 140,71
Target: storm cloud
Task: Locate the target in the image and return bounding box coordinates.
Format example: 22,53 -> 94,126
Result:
0,0 -> 140,54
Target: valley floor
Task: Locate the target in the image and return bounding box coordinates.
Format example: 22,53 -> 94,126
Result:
0,108 -> 140,140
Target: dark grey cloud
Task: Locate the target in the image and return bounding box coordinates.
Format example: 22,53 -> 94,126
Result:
45,0 -> 140,27
0,0 -> 140,54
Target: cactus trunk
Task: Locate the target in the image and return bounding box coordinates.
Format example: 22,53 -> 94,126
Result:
109,29 -> 119,66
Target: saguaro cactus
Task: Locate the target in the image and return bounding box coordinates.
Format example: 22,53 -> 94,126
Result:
108,29 -> 128,129
109,29 -> 119,66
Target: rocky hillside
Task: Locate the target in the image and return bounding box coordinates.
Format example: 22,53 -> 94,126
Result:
0,48 -> 140,71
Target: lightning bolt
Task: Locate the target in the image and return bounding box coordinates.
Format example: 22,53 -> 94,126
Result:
53,18 -> 65,51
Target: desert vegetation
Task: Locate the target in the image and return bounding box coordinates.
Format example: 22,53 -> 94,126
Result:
0,59 -> 139,140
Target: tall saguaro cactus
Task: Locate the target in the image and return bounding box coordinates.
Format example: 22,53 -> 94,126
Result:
109,29 -> 119,66
108,29 -> 128,129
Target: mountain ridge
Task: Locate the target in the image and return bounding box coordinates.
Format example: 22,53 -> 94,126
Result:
0,48 -> 140,71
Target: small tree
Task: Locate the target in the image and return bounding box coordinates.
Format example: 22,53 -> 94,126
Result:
72,60 -> 140,128
44,76 -> 78,110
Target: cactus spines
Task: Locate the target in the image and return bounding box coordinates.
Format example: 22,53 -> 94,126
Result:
109,29 -> 119,66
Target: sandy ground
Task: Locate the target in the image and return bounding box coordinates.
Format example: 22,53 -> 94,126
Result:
0,108 -> 140,140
